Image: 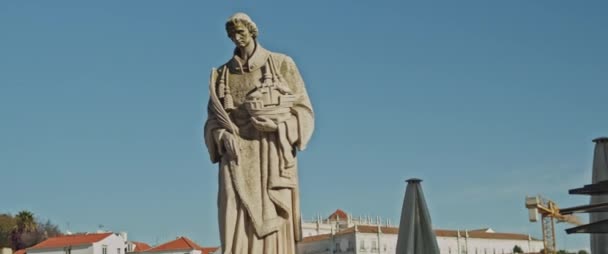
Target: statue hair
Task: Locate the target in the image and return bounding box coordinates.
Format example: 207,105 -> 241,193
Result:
225,14 -> 259,39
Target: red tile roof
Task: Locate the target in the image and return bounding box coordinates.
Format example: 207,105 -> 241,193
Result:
355,225 -> 399,234
29,233 -> 113,250
131,241 -> 152,252
144,237 -> 204,252
300,233 -> 332,243
200,247 -> 219,254
469,228 -> 491,232
435,229 -> 539,241
327,209 -> 348,221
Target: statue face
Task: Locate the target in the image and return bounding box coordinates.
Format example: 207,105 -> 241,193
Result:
229,23 -> 253,48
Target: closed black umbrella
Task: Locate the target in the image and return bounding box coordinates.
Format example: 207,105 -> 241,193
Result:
590,137 -> 608,253
396,178 -> 440,254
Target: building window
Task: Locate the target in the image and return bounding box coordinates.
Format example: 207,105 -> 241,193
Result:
348,240 -> 354,251
102,245 -> 108,254
359,240 -> 366,251
371,240 -> 377,252
117,248 -> 121,254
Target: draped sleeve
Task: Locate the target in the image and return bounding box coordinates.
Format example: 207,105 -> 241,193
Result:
204,68 -> 226,163
279,55 -> 314,151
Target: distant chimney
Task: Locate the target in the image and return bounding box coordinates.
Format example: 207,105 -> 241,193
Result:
119,232 -> 128,242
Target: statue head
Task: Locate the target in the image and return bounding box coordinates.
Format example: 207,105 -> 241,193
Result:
225,13 -> 258,49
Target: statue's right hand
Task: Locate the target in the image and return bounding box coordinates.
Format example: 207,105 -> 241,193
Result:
221,132 -> 239,162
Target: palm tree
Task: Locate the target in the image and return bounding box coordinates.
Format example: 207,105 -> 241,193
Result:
11,210 -> 36,250
15,211 -> 36,232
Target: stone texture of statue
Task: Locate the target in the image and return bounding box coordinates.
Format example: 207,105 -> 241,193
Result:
204,12 -> 314,254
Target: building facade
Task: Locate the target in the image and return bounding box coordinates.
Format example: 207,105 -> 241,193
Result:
298,210 -> 544,254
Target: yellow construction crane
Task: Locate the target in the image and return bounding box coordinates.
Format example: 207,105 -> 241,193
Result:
525,195 -> 578,254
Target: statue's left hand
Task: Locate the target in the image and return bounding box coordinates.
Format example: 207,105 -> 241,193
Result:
251,117 -> 278,132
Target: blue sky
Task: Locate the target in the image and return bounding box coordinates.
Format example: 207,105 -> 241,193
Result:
1,0 -> 607,251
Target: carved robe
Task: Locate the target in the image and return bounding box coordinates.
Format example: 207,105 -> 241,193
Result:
204,44 -> 314,254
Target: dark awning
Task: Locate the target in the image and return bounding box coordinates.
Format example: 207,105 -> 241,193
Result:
560,202 -> 608,214
568,180 -> 608,196
566,219 -> 608,234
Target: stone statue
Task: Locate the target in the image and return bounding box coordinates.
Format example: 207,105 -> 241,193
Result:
204,13 -> 314,254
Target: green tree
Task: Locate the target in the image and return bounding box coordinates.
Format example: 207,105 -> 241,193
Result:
513,245 -> 524,253
40,219 -> 62,238
25,219 -> 63,246
1,211 -> 62,250
578,250 -> 589,254
0,214 -> 16,248
11,210 -> 37,250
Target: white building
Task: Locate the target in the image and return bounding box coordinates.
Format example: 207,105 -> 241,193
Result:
1,248 -> 13,254
298,210 -> 544,254
139,237 -> 217,254
27,232 -> 127,254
